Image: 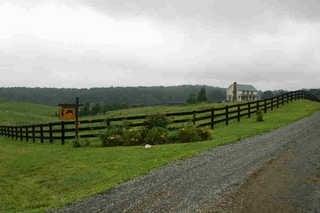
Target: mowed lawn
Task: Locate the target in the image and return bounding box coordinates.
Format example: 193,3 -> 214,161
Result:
0,100 -> 319,212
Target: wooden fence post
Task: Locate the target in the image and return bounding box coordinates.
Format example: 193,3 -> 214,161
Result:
32,126 -> 35,143
237,105 -> 240,122
210,108 -> 215,129
61,121 -> 65,145
225,105 -> 229,125
49,123 -> 53,143
248,103 -> 251,118
40,125 -> 44,143
26,127 -> 29,142
11,127 -> 14,139
20,127 -> 23,141
15,127 -> 18,140
192,111 -> 196,126
7,127 -> 10,138
276,96 -> 279,108
271,98 -> 274,111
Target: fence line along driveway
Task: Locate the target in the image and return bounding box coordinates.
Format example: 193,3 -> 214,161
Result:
1,90 -> 315,144
54,111 -> 320,213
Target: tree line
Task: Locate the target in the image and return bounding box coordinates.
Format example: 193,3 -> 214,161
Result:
0,86 -> 317,116
0,85 -> 226,106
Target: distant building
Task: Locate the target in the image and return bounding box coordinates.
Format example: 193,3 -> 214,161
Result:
226,82 -> 258,102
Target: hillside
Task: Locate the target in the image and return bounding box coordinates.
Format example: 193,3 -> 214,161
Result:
0,99 -> 225,125
0,85 -> 226,106
0,100 -> 57,125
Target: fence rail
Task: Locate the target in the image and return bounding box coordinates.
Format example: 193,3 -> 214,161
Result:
0,90 -> 317,144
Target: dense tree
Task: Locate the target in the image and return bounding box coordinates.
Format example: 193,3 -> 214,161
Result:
308,89 -> 320,99
91,103 -> 101,115
81,102 -> 90,116
197,87 -> 208,102
186,93 -> 197,104
261,90 -> 274,99
0,85 -> 227,106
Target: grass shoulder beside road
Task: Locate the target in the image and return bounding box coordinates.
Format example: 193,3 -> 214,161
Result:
0,100 -> 319,212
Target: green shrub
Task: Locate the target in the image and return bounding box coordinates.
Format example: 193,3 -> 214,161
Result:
122,129 -> 143,146
144,114 -> 169,129
168,130 -> 179,143
144,127 -> 169,145
100,126 -> 124,147
256,110 -> 264,122
72,139 -> 81,148
178,126 -> 201,143
196,128 -> 211,140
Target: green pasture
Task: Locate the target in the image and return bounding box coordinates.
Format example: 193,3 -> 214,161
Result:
0,100 -> 319,212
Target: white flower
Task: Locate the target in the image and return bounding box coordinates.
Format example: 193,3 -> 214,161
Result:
144,144 -> 152,149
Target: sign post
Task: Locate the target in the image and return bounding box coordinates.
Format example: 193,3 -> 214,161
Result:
58,97 -> 82,145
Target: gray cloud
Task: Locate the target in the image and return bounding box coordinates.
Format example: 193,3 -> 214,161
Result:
0,0 -> 319,90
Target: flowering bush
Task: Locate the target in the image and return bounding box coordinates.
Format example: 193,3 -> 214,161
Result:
144,127 -> 169,145
144,114 -> 169,129
196,128 -> 211,141
122,128 -> 143,146
100,126 -> 124,146
178,126 -> 201,143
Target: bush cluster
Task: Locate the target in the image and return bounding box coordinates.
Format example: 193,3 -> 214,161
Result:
256,110 -> 264,122
100,114 -> 211,147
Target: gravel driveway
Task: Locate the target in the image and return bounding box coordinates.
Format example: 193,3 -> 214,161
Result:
56,112 -> 320,213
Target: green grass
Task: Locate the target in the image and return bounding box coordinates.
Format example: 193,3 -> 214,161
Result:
90,102 -> 226,118
0,100 -> 57,125
0,100 -> 319,212
0,100 -> 227,125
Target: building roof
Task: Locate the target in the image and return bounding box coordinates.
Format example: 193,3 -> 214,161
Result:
237,84 -> 257,91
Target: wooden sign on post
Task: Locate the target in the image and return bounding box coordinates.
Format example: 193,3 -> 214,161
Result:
58,98 -> 82,144
59,104 -> 77,121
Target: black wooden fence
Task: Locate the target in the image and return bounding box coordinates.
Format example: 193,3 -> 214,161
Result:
0,90 -> 315,144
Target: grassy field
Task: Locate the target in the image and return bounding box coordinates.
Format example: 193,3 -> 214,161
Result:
0,100 -> 57,125
90,102 -> 226,118
0,100 -> 227,125
0,100 -> 319,212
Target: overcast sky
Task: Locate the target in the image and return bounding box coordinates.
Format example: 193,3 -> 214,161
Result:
0,0 -> 319,90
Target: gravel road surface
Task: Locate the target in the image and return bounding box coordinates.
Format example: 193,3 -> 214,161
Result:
56,112 -> 320,213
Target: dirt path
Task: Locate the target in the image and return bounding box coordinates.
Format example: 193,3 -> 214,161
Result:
55,112 -> 320,213
211,120 -> 320,213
